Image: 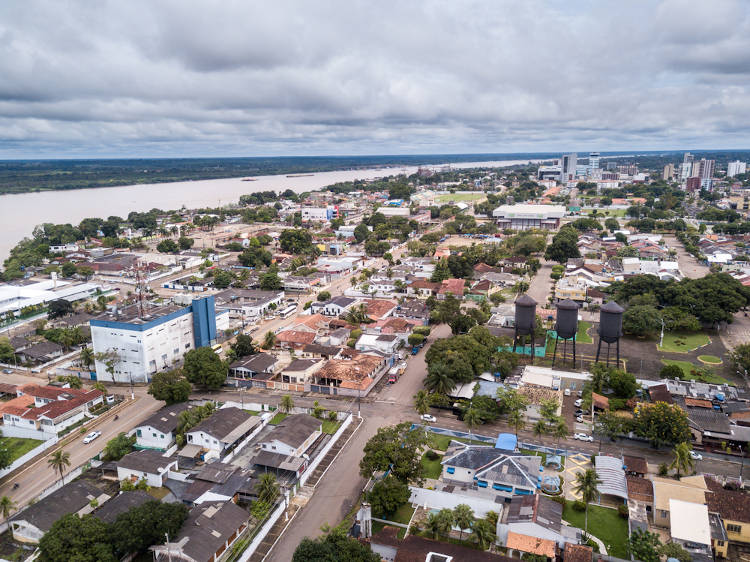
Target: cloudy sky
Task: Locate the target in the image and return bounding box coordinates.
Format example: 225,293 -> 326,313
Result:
1,0 -> 749,158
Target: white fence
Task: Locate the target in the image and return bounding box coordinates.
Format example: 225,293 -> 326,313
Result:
299,412 -> 353,487
0,437 -> 59,479
237,499 -> 287,562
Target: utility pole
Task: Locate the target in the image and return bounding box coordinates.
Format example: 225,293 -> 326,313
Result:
165,532 -> 172,562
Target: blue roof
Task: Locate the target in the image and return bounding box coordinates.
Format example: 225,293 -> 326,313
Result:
495,433 -> 517,451
476,380 -> 504,398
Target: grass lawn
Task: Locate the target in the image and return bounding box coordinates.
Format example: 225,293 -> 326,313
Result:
269,412 -> 289,425
321,420 -> 342,434
562,502 -> 629,558
519,448 -> 547,465
421,452 -> 444,479
657,331 -> 710,353
661,359 -> 730,385
698,354 -> 723,365
390,503 -> 415,525
430,434 -> 491,451
0,437 -> 43,463
435,192 -> 484,203
243,410 -> 261,416
576,321 -> 593,344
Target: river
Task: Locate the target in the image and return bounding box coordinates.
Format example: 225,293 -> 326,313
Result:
0,158 -> 536,261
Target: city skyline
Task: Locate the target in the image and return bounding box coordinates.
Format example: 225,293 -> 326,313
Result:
1,1 -> 749,158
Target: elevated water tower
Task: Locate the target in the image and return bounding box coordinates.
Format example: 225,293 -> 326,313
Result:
596,300 -> 624,367
552,299 -> 580,367
513,294 -> 538,362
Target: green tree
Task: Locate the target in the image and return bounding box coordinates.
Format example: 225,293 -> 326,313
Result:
48,449 -> 71,484
544,226 -> 580,263
148,370 -> 191,404
262,330 -> 276,349
573,468 -> 601,540
0,496 -> 17,540
452,503 -> 475,541
368,477 -> 410,516
623,305 -> 662,337
48,299 -> 74,319
231,334 -> 257,358
552,418 -> 568,448
414,390 -> 430,416
259,269 -> 283,290
61,262 -> 78,278
471,518 -> 497,549
317,291 -> 331,302
280,394 -> 294,413
408,333 -> 426,347
79,346 -> 95,370
508,408 -> 525,439
354,223 -> 371,244
669,441 -> 695,477
177,236 -> 194,250
634,402 -> 691,447
102,432 -> 137,461
279,228 -> 314,254
628,528 -> 662,562
359,423 -> 429,484
730,342 -> 750,376
38,514 -> 115,562
212,269 -> 235,289
424,363 -> 456,395
0,337 -> 15,364
255,473 -> 280,505
109,500 -> 189,558
464,407 -> 481,437
156,239 -> 179,253
659,542 -> 692,562
449,313 -> 477,335
426,508 -> 454,539
182,346 -> 227,389
293,528 -> 380,562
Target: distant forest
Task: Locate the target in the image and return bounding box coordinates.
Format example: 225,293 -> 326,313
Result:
0,150 -> 747,195
0,154 -> 558,194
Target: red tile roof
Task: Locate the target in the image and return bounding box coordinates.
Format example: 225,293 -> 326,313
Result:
439,278 -> 465,295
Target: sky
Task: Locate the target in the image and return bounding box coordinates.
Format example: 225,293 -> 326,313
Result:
1,0 -> 749,158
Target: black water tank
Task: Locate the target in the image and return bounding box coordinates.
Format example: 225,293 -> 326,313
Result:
598,301 -> 624,343
555,299 -> 579,340
515,294 -> 537,335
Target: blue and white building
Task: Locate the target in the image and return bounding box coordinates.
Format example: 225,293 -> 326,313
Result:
90,296 -> 226,383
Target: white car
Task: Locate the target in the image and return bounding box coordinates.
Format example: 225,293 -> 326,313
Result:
83,431 -> 101,444
690,451 -> 703,461
420,414 -> 437,423
574,433 -> 594,442
576,416 -> 584,423
564,388 -> 571,396
574,399 -> 583,407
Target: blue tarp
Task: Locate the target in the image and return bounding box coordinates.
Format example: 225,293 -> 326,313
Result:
495,433 -> 517,451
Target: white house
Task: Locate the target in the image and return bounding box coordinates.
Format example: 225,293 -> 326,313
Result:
133,403 -> 190,450
117,449 -> 179,488
258,413 -> 322,457
185,407 -> 262,460
310,296 -> 357,316
213,289 -> 285,320
355,333 -> 400,355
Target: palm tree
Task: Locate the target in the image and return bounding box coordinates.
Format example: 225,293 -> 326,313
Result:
79,346 -> 94,370
0,496 -> 17,540
471,518 -> 496,549
424,365 -> 456,396
262,331 -> 276,350
280,394 -> 294,414
426,512 -> 443,539
669,441 -> 695,477
573,468 -> 602,540
346,304 -> 372,325
414,390 -> 430,416
48,450 -> 71,485
464,407 -> 481,440
452,504 -> 474,541
533,419 -> 547,444
553,418 -> 568,449
255,472 -> 279,505
508,409 -> 525,439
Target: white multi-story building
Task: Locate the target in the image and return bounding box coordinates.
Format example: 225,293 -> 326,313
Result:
90,296 -> 226,383
728,160 -> 747,178
301,206 -> 338,222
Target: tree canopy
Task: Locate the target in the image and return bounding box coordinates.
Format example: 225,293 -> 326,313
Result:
148,370 -> 191,404
359,422 -> 429,484
293,529 -> 380,562
544,225 -> 580,263
182,347 -> 227,389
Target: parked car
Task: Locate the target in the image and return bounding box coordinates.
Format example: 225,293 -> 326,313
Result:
574,399 -> 583,407
575,409 -> 584,416
420,414 -> 437,423
690,451 -> 703,461
574,433 -> 594,442
564,388 -> 571,396
2,369 -> 12,374
576,416 -> 584,423
577,390 -> 583,398
83,431 -> 101,444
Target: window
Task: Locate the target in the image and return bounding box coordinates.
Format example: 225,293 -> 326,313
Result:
716,540 -> 725,546
446,467 -> 455,474
136,429 -> 142,437
728,524 -> 742,533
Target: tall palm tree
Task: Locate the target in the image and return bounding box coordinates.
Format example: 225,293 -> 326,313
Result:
0,496 -> 17,539
262,331 -> 276,350
280,394 -> 294,414
452,504 -> 474,541
255,472 -> 279,505
553,419 -> 569,449
471,518 -> 496,550
533,419 -> 548,444
79,347 -> 94,370
669,441 -> 695,478
464,407 -> 481,440
424,365 -> 456,396
573,468 -> 602,540
508,409 -> 525,439
426,512 -> 443,539
48,450 -> 71,485
414,390 -> 430,416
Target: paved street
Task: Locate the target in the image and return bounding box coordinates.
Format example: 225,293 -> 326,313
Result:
527,258 -> 553,306
663,234 -> 710,280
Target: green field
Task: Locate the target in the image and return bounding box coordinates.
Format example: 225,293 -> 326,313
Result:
576,321 -> 593,344
698,354 -> 722,365
421,452 -> 444,480
0,437 -> 43,464
269,412 -> 289,425
435,192 -> 484,203
562,502 -> 629,558
657,332 -> 710,353
661,359 -> 730,385
321,420 -> 342,434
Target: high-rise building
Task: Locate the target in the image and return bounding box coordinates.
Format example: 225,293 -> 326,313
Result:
589,152 -> 600,171
561,153 -> 577,183
663,163 -> 675,181
696,159 -> 715,179
680,152 -> 694,180
728,161 -> 747,177
686,177 -> 701,192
